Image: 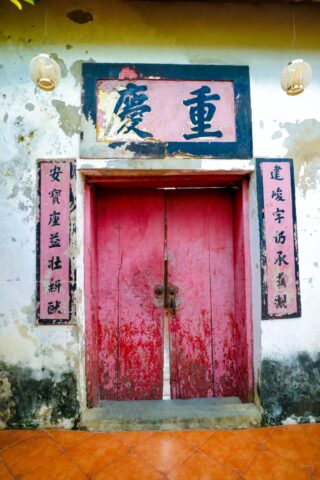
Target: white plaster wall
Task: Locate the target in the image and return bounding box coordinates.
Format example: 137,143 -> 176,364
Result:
0,1 -> 320,410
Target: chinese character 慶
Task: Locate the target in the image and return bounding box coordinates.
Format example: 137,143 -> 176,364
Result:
183,86 -> 223,140
113,83 -> 152,138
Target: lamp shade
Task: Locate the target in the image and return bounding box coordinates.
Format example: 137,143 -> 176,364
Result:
29,54 -> 61,91
280,59 -> 312,96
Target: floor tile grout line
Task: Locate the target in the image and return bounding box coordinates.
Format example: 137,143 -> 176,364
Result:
45,428 -> 95,479
85,450 -> 150,479
169,429 -> 216,449
19,450 -> 66,480
269,425 -> 320,442
109,430 -> 156,448
0,430 -> 43,454
241,446 -> 319,478
45,429 -> 96,452
128,430 -> 200,476
2,432 -> 66,480
261,443 -> 320,472
130,435 -> 199,478
161,443 -> 200,477
127,450 -> 168,479
0,457 -> 15,480
198,438 -> 262,476
195,444 -> 250,477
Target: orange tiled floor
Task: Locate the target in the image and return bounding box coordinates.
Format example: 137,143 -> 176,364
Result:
0,424 -> 319,479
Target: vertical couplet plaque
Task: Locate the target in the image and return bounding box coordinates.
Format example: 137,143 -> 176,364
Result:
256,158 -> 301,319
37,160 -> 76,324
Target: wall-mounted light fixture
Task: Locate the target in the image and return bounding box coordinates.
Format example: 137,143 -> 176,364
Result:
29,54 -> 61,91
280,59 -> 312,96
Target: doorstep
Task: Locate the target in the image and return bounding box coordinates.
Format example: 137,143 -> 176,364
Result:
80,397 -> 261,432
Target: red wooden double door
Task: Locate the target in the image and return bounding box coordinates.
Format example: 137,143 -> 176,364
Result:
96,187 -> 249,401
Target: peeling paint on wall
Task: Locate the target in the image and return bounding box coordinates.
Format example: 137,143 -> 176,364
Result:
49,53 -> 68,78
70,58 -> 96,86
51,100 -> 81,137
283,119 -> 320,195
66,10 -> 93,24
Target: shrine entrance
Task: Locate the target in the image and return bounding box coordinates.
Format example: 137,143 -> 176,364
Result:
84,173 -> 253,407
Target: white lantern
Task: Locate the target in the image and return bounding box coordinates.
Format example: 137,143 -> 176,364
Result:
29,54 -> 61,91
280,59 -> 312,96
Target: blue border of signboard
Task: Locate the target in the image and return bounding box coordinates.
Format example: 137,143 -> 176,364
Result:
256,158 -> 301,320
81,63 -> 253,159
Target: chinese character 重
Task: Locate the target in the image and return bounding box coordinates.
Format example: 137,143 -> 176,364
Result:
183,86 -> 223,140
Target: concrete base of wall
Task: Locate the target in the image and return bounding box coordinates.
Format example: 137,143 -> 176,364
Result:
80,397 -> 261,432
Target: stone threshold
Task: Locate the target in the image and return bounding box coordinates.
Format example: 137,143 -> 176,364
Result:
80,397 -> 261,432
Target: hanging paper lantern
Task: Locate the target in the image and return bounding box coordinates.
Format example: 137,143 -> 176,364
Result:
29,54 -> 61,91
280,59 -> 312,96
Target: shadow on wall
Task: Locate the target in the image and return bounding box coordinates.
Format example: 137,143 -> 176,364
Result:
0,362 -> 79,429
259,352 -> 320,425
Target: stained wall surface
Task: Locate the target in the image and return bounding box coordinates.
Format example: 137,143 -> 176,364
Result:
0,0 -> 320,427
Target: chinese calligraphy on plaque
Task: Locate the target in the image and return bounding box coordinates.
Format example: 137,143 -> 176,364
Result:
81,64 -> 252,159
96,80 -> 235,143
37,160 -> 76,324
256,158 -> 301,319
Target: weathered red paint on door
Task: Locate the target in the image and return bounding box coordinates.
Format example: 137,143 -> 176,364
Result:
96,189 -> 165,400
95,187 -> 248,401
166,190 -> 236,399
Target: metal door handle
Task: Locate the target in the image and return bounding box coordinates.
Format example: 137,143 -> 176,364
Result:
168,285 -> 178,296
154,284 -> 164,296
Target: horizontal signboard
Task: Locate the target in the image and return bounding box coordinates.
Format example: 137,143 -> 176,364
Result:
81,64 -> 252,159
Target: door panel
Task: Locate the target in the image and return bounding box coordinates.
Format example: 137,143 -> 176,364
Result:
95,187 -> 241,401
96,189 -> 165,400
166,190 -> 235,399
